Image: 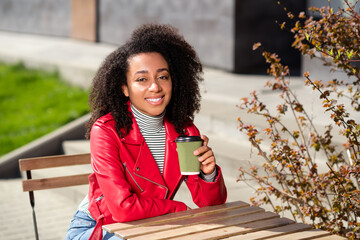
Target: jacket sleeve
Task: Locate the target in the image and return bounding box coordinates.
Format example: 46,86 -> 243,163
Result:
184,124 -> 227,207
89,123 -> 187,223
185,166 -> 227,207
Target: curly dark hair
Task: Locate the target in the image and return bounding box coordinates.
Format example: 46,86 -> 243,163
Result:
86,24 -> 203,138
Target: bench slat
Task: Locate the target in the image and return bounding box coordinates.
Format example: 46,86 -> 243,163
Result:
19,153 -> 90,171
22,173 -> 91,191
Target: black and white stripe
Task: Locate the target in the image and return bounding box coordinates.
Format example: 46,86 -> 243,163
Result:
131,104 -> 166,174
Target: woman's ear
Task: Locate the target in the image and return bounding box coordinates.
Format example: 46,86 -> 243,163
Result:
122,84 -> 129,97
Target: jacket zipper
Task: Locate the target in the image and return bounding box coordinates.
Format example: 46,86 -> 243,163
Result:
134,172 -> 169,199
95,195 -> 103,202
123,163 -> 144,192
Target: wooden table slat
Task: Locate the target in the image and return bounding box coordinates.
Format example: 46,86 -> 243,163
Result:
166,217 -> 293,240
224,223 -> 312,240
312,235 -> 346,240
265,229 -> 331,240
117,206 -> 264,239
126,211 -> 280,240
103,201 -> 249,233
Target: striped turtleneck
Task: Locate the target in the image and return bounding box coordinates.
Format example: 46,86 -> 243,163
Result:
131,104 -> 166,174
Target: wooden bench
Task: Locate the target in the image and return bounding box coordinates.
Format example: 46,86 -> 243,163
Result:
19,153 -> 91,240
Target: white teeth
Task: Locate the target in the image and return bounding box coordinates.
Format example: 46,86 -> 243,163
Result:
146,98 -> 162,102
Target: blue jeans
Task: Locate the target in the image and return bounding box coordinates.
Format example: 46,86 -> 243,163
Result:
65,210 -> 122,240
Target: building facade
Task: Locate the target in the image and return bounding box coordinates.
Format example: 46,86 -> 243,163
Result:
1,0 -> 331,75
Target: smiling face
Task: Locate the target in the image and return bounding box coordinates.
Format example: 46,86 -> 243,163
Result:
122,52 -> 172,117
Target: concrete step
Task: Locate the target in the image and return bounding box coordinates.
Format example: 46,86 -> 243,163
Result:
62,139 -> 90,155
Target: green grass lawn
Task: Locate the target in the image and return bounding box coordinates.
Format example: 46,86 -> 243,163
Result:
0,62 -> 90,156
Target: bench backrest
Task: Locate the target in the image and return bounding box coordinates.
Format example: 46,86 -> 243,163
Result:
19,153 -> 91,240
19,153 -> 91,191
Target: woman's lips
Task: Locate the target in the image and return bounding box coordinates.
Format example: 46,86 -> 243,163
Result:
145,96 -> 165,105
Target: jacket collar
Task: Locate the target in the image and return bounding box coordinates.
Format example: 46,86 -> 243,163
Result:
121,102 -> 183,197
122,102 -> 179,145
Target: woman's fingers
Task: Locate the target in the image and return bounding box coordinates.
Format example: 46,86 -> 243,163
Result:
200,156 -> 216,175
193,145 -> 210,156
201,135 -> 209,146
193,135 -> 216,175
197,147 -> 213,162
200,155 -> 215,166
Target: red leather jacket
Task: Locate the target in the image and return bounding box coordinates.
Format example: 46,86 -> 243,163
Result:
87,110 -> 227,239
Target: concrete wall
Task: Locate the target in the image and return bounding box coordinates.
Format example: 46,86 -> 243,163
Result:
0,114 -> 89,178
0,0 -> 71,37
0,0 -> 307,73
0,0 -> 235,71
99,0 -> 235,71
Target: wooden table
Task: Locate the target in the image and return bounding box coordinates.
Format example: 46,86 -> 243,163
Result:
103,201 -> 345,240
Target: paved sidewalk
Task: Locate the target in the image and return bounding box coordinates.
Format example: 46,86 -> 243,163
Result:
0,178 -> 86,240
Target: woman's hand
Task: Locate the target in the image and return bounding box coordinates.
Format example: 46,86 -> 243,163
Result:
193,135 -> 216,175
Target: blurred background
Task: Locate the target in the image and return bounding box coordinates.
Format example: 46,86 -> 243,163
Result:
0,0 -> 307,74
0,1 -> 353,239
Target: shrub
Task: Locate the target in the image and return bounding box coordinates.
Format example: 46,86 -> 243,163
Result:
237,1 -> 360,238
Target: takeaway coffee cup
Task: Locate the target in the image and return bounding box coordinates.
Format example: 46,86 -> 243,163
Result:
175,135 -> 203,175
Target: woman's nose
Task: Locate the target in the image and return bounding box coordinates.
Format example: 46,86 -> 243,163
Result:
148,80 -> 161,92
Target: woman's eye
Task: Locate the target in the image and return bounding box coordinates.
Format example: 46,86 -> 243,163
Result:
159,75 -> 169,80
136,77 -> 146,82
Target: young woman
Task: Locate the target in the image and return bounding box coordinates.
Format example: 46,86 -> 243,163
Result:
66,24 -> 227,240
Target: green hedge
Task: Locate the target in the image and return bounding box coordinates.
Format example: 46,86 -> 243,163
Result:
0,62 -> 89,156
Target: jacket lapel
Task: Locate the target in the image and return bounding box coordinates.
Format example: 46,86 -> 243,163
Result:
123,110 -> 167,190
123,103 -> 183,198
162,118 -> 183,198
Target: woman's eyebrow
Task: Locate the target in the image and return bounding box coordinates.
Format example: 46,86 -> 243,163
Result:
157,68 -> 169,73
134,68 -> 169,76
134,70 -> 148,75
